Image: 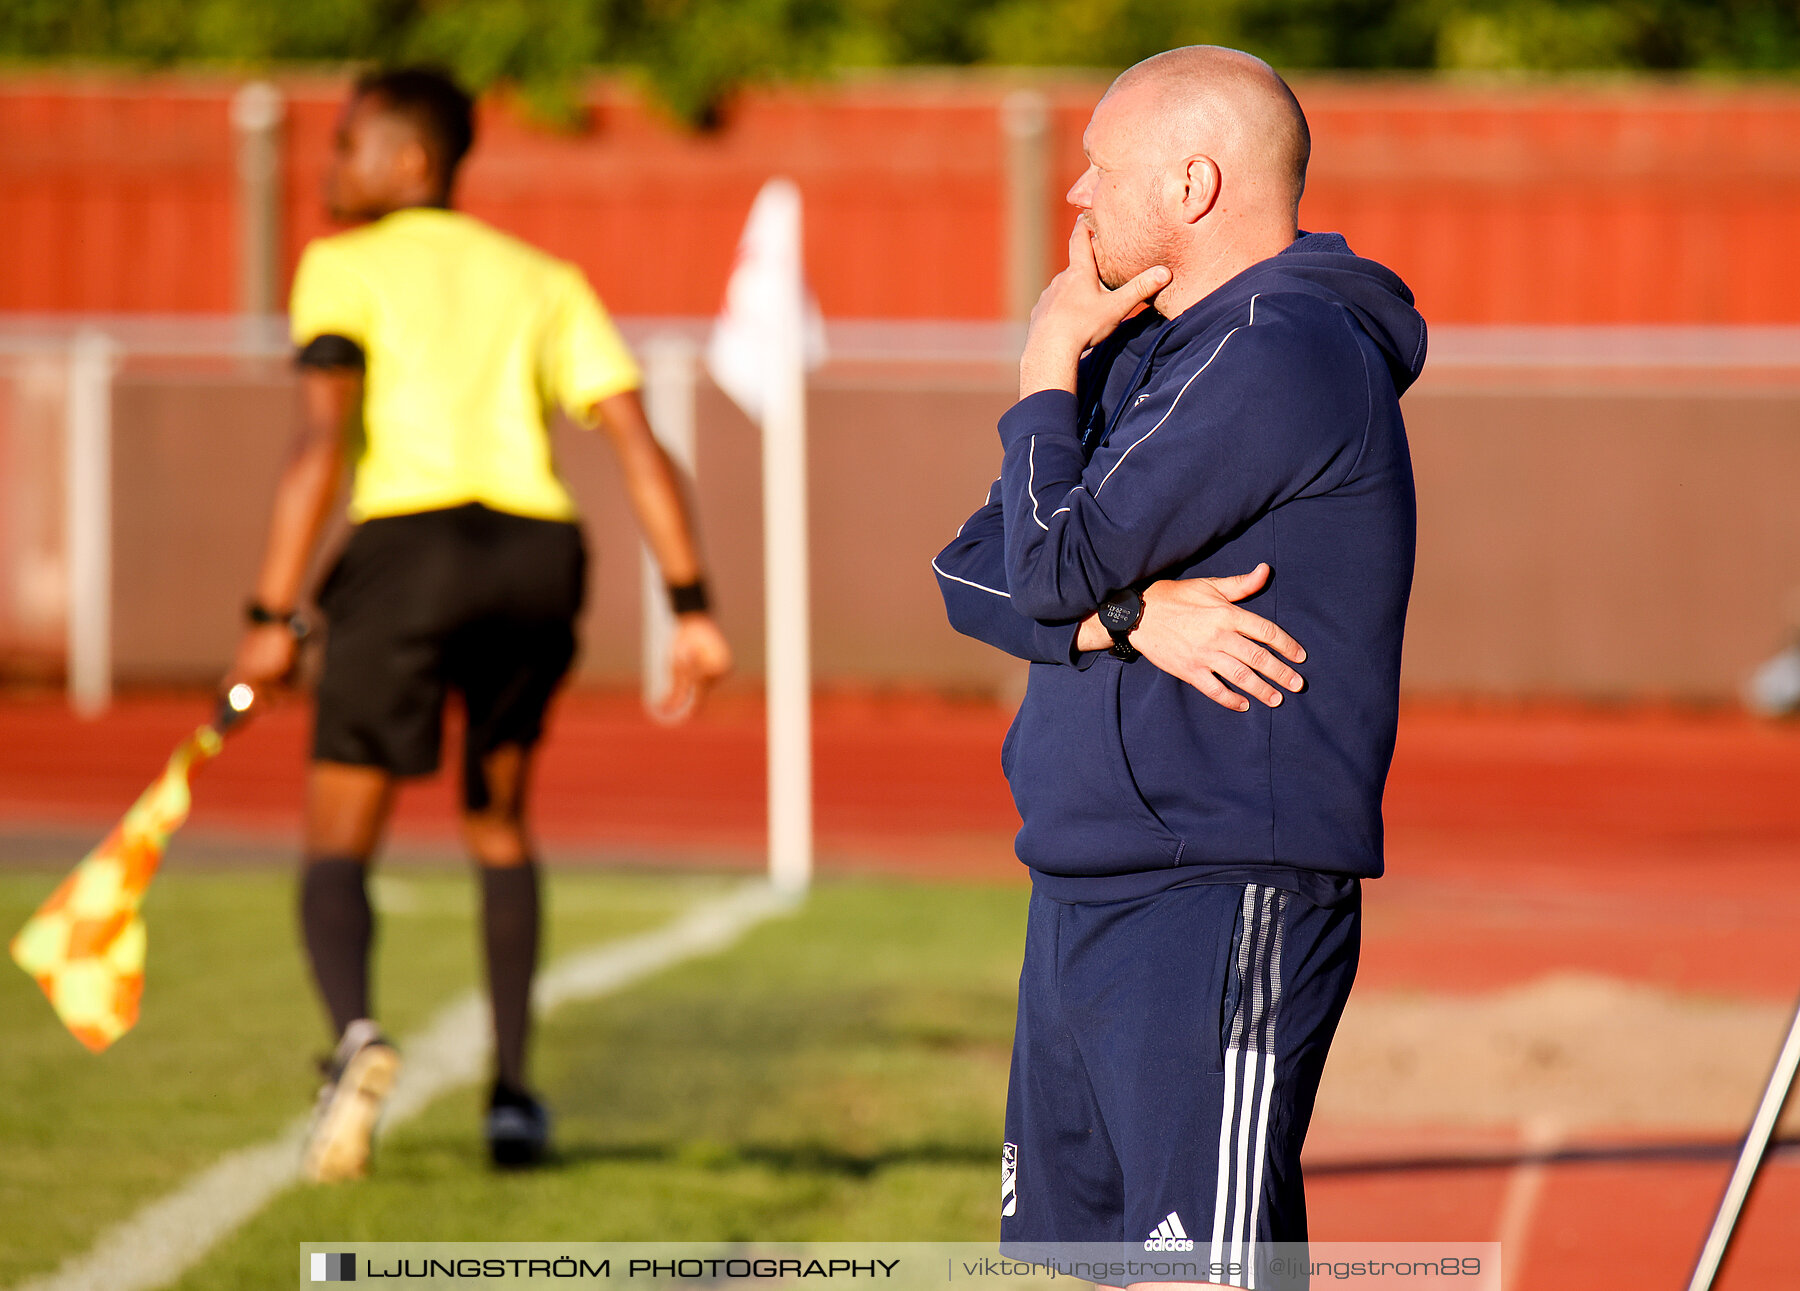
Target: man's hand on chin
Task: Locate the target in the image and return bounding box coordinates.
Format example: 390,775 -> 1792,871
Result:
1019,221 -> 1170,399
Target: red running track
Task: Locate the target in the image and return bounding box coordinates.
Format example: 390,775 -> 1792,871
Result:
5,689 -> 1798,996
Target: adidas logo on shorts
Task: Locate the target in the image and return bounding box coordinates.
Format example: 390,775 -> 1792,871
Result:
1144,1211 -> 1195,1252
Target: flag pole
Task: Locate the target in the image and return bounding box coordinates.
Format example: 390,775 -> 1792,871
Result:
762,253 -> 813,895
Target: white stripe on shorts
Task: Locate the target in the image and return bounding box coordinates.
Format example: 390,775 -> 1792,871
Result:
1208,884 -> 1290,1290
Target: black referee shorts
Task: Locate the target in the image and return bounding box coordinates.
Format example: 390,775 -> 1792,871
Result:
312,503 -> 586,810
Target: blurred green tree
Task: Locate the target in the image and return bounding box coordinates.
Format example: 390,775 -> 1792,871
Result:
3,0 -> 1800,125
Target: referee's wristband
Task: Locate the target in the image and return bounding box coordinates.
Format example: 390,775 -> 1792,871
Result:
667,580 -> 710,616
245,600 -> 310,640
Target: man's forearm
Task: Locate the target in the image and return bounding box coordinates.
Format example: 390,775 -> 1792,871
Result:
617,435 -> 703,586
935,491 -> 1087,667
593,389 -> 730,717
251,371 -> 355,610
596,390 -> 703,589
1073,614 -> 1110,653
1018,341 -> 1083,401
252,441 -> 341,610
997,391 -> 1122,620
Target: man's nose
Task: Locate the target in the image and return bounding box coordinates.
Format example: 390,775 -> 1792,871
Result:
1066,167 -> 1095,207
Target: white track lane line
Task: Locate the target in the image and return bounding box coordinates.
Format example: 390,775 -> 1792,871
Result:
1495,1114 -> 1561,1291
11,880 -> 799,1291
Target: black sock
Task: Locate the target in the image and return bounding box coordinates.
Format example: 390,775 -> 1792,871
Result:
299,857 -> 373,1038
480,861 -> 540,1094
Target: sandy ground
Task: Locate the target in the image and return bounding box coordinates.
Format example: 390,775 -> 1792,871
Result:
1323,972 -> 1798,1134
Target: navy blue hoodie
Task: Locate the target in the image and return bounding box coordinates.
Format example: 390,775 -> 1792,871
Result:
934,232 -> 1424,903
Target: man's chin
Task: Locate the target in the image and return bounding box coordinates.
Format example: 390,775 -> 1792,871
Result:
1101,260 -> 1167,296
1096,264 -> 1136,292
1092,250 -> 1141,292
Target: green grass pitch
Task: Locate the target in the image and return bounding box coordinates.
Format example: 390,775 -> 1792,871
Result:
0,868 -> 1027,1289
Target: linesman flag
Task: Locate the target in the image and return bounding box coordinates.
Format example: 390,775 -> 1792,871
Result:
10,687 -> 254,1051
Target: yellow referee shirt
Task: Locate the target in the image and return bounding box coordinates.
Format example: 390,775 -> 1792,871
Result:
288,207 -> 641,523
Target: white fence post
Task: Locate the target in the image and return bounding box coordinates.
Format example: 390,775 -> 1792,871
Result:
65,329 -> 115,717
230,81 -> 286,317
639,333 -> 700,708
1002,89 -> 1052,324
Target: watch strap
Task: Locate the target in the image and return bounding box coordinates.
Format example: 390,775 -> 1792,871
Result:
245,600 -> 310,639
1098,590 -> 1143,661
668,580 -> 710,616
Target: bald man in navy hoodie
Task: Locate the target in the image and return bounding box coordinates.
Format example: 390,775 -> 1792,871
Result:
934,47 -> 1424,1287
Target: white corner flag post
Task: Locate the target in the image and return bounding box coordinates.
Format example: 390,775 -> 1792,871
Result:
706,179 -> 827,896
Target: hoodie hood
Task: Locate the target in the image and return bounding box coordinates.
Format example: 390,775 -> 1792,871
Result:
1173,230 -> 1428,395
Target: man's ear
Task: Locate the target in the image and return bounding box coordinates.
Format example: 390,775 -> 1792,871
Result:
1177,155 -> 1222,224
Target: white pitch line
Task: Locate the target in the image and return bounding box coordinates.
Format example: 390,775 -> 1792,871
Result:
11,880 -> 799,1291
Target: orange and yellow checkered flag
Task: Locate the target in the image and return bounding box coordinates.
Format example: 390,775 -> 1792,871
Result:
10,689 -> 252,1051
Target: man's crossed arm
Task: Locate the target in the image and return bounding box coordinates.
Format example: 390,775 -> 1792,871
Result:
934,484 -> 1304,713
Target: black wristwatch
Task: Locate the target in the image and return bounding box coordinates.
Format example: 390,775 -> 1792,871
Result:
1097,589 -> 1144,661
245,600 -> 311,641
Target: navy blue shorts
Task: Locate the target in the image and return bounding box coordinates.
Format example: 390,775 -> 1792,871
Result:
1000,880 -> 1359,1286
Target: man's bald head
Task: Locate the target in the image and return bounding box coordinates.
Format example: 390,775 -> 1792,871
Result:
1107,46 -> 1310,216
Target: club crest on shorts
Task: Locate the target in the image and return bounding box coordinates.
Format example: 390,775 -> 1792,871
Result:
1000,1141 -> 1018,1217
1145,1210 -> 1194,1252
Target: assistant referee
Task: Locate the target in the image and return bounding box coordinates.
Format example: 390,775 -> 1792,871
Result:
225,68 -> 731,1181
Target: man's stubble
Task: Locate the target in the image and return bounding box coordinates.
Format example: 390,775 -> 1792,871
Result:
1084,188 -> 1176,295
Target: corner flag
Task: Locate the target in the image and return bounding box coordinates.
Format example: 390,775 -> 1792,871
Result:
705,178 -> 827,422
705,178 -> 823,895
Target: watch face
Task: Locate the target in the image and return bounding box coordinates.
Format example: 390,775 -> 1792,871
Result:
1100,594 -> 1140,632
